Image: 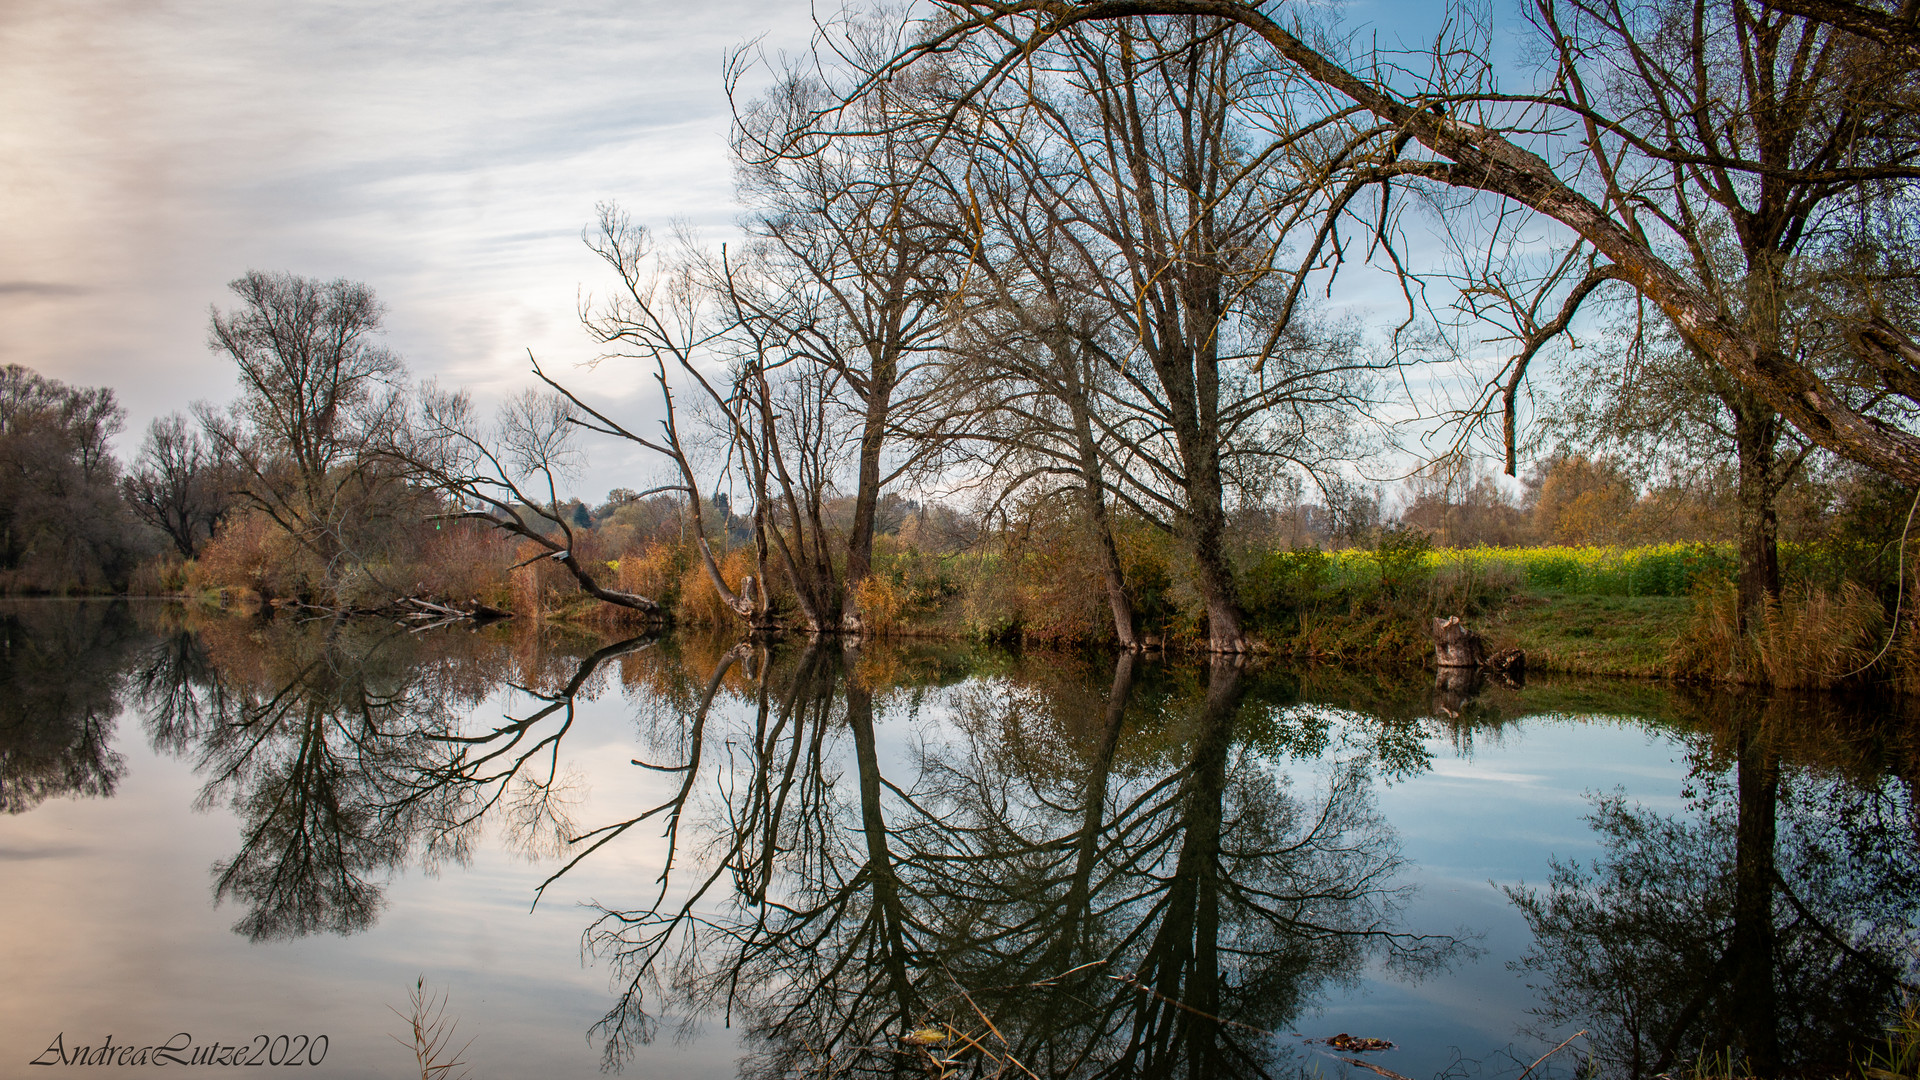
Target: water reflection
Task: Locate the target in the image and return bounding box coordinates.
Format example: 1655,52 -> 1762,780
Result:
132,613 -> 527,939
1507,691 -> 1920,1079
557,643 -> 1463,1078
0,601 -> 136,813
9,601 -> 1918,1078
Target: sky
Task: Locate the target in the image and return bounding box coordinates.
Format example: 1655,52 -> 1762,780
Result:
1,0 -> 1481,503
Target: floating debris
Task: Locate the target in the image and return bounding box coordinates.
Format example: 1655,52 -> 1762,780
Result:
1326,1033 -> 1395,1052
901,1028 -> 949,1047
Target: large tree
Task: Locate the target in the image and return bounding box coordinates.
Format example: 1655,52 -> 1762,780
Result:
938,15 -> 1380,652
199,271 -> 412,597
844,0 -> 1920,489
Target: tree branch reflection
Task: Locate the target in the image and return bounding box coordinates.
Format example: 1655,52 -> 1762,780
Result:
570,645 -> 1463,1078
1507,690 -> 1920,1079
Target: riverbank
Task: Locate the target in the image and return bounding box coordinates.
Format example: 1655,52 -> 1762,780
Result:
139,567 -> 1907,690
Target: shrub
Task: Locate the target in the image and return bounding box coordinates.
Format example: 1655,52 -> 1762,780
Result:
191,509 -> 317,603
676,546 -> 757,628
1373,525 -> 1433,599
853,574 -> 910,635
615,540 -> 687,610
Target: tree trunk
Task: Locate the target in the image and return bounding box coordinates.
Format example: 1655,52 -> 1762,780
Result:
841,365 -> 896,633
1731,397 -> 1785,636
842,640 -> 919,1029
1064,362 -> 1137,648
1183,490 -> 1247,653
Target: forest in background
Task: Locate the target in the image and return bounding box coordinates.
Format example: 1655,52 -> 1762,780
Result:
6,0 -> 1920,691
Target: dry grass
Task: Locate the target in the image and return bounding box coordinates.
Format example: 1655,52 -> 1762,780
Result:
389,976 -> 473,1080
1670,580 -> 1884,687
676,546 -> 757,628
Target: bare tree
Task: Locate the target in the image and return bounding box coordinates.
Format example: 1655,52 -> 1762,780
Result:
569,211 -> 775,627
0,365 -> 143,591
932,16 -> 1384,652
123,413 -> 234,559
1436,0 -> 1920,623
845,0 -> 1920,489
728,48 -> 971,631
198,272 -> 412,592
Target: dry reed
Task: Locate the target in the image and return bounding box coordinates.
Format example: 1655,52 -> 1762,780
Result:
1671,580 -> 1883,687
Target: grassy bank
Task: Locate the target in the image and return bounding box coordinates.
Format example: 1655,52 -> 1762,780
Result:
164,527 -> 1915,688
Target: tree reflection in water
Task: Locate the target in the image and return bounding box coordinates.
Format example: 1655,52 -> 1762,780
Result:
1506,690 -> 1920,1080
103,608 -> 1920,1078
547,642 -> 1466,1078
0,601 -> 137,813
132,613 -> 574,940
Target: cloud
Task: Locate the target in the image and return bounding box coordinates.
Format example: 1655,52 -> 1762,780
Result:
0,282 -> 88,298
0,0 -> 812,488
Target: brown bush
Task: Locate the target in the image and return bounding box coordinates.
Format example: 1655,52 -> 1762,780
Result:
189,510 -> 317,603
854,574 -> 910,635
617,541 -> 686,609
677,546 -> 756,628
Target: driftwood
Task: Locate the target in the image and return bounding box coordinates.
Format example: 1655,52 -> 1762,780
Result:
394,596 -> 514,622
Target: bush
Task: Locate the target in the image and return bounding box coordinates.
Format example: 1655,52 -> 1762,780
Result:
676,546 -> 757,628
190,509 -> 318,603
1424,543 -> 1733,597
615,540 -> 688,611
1373,525 -> 1433,599
1238,547 -> 1333,633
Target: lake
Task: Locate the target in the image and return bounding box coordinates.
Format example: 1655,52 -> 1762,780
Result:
2,599 -> 1915,1079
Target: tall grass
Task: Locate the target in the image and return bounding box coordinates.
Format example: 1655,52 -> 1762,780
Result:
1669,579 -> 1884,687
389,976 -> 473,1080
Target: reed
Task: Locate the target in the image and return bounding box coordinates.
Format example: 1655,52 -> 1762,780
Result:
389,976 -> 473,1080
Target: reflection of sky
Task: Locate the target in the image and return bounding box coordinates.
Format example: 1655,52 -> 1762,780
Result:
1284,715 -> 1697,1079
3,0 -> 1575,501
0,676 -> 741,1080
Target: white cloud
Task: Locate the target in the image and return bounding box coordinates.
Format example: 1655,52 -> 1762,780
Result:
0,0 -> 813,497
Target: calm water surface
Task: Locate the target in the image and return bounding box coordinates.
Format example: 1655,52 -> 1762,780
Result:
2,600 -> 1915,1079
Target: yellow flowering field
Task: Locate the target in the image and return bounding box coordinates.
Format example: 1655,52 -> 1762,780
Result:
1315,542 -> 1737,596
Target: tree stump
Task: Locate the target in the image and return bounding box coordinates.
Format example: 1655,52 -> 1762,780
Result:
1430,615 -> 1486,668
1485,646 -> 1526,680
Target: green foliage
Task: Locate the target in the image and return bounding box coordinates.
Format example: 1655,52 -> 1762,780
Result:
1372,525 -> 1433,598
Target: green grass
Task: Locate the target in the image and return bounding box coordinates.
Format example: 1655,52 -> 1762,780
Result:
1484,590 -> 1692,677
